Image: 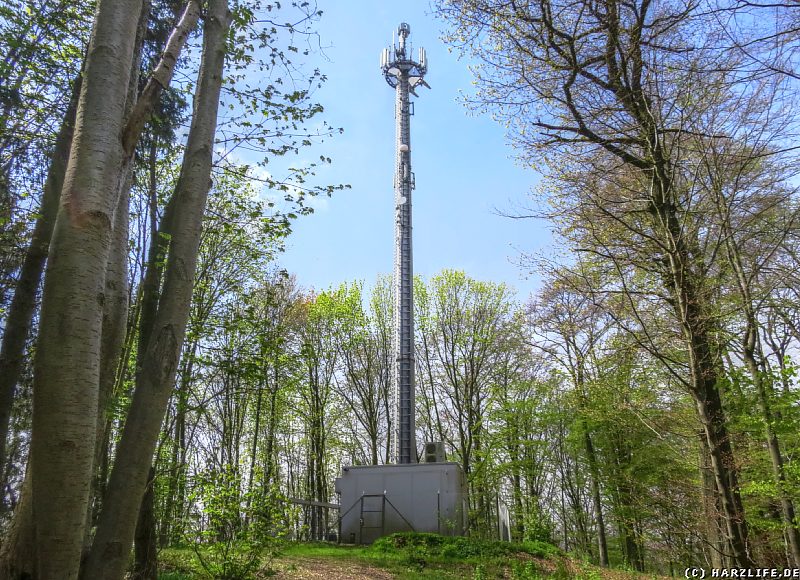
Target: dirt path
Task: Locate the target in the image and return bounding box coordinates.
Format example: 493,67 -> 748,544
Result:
271,552 -> 665,579
274,556 -> 396,579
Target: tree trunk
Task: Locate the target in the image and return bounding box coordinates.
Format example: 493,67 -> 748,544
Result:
0,73 -> 81,493
694,371 -> 751,567
0,469 -> 35,578
699,431 -> 726,568
6,0 -> 195,572
87,174 -> 131,535
745,349 -> 800,567
584,430 -> 609,567
262,358 -> 281,491
576,361 -> 609,567
246,378 -> 264,521
724,227 -> 800,567
27,0 -> 143,576
132,467 -> 158,580
81,2 -> 230,576
159,351 -> 192,547
512,471 -> 524,541
652,164 -> 754,567
615,481 -> 643,571
506,425 -> 525,541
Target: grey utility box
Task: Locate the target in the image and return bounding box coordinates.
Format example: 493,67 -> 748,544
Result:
423,441 -> 446,463
335,462 -> 468,544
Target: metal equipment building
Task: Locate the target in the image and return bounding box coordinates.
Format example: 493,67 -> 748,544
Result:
335,462 -> 467,544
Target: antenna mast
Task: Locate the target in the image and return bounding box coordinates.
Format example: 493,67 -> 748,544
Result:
381,23 -> 429,464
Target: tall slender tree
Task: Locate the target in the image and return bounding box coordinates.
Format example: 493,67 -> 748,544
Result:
23,1 -> 144,576
435,0 -> 800,565
82,1 -> 230,576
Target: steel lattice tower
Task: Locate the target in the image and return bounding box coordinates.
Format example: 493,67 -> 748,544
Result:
381,23 -> 429,464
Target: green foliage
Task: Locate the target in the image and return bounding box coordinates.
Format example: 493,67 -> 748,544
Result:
719,360 -> 800,549
551,559 -> 573,580
158,573 -> 193,580
472,563 -> 488,579
371,532 -> 560,563
0,0 -> 93,174
159,548 -> 205,579
578,568 -> 603,580
0,0 -> 93,320
276,535 -> 563,579
510,560 -> 544,579
187,466 -> 287,579
521,509 -> 556,544
214,0 -> 350,214
401,543 -> 430,571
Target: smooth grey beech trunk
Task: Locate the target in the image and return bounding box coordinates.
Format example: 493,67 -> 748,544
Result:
28,0 -> 143,577
0,73 -> 81,494
0,1 -> 203,576
84,0 -> 149,539
132,466 -> 158,580
81,1 -> 231,577
0,468 -> 34,578
86,177 -> 130,541
0,17 -> 140,580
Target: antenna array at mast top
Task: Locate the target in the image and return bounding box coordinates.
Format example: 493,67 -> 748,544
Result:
380,22 -> 429,90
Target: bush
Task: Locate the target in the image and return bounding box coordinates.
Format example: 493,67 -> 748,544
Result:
510,561 -> 543,580
194,540 -> 271,580
400,544 -> 430,570
159,548 -> 204,578
187,467 -> 288,579
472,563 -> 488,579
372,532 -> 445,553
158,573 -> 194,580
369,532 -> 560,563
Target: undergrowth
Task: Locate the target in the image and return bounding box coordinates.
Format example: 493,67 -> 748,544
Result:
280,532 -> 563,578
371,531 -> 560,561
160,532 -> 570,578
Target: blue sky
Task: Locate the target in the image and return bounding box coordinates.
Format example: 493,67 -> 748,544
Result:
271,1 -> 551,300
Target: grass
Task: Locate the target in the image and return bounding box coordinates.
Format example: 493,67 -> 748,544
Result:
278,533 -> 563,578
158,533 -> 633,579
